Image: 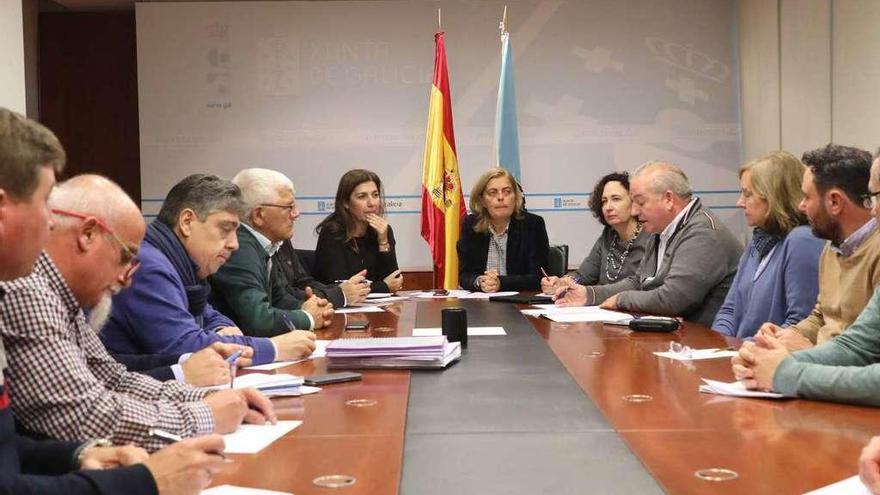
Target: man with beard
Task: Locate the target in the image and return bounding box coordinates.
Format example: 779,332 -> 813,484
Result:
733,149 -> 880,407
756,144 -> 880,351
0,174 -> 276,450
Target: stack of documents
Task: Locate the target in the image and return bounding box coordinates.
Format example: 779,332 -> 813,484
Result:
203,373 -> 308,397
326,336 -> 461,369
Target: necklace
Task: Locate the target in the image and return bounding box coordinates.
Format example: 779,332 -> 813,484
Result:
604,223 -> 642,282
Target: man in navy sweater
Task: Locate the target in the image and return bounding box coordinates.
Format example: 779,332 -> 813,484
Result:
0,108 -> 227,493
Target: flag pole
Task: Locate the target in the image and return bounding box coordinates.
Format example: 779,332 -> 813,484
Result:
438,7 -> 442,31
500,5 -> 508,35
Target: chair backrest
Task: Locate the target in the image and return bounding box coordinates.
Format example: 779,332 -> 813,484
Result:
547,244 -> 569,276
295,249 -> 317,274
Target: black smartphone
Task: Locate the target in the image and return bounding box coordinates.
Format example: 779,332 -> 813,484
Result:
303,372 -> 363,386
345,322 -> 369,331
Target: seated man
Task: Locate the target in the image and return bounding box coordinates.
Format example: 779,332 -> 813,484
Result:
555,161 -> 742,327
758,144 -> 880,351
0,174 -> 274,450
0,106 -> 228,495
209,168 -> 342,336
732,150 -> 880,407
102,174 -> 316,364
274,239 -> 369,309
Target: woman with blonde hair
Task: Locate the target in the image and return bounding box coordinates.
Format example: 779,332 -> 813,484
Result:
457,167 -> 549,292
712,151 -> 825,338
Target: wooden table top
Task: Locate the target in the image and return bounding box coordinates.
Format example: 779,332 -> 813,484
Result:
211,298 -> 880,494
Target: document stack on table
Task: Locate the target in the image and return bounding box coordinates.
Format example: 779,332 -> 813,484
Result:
326,336 -> 461,369
202,373 -> 312,397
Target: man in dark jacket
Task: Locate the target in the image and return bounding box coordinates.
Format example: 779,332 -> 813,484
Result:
210,168 -> 351,336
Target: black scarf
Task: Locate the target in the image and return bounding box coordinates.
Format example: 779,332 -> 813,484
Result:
752,227 -> 783,259
143,220 -> 210,324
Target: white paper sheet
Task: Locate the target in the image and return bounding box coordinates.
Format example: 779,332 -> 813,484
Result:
202,485 -> 292,495
457,291 -> 518,299
243,341 -> 329,370
265,385 -> 321,397
335,305 -> 385,314
543,310 -> 633,323
804,475 -> 870,495
222,420 -> 302,454
412,326 -> 507,337
698,378 -> 786,399
654,349 -> 738,361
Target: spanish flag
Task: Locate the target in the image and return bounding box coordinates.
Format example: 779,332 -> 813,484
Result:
421,31 -> 465,289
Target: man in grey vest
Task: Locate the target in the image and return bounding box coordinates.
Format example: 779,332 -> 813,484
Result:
556,161 -> 743,327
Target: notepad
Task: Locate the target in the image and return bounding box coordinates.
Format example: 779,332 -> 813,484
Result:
698,378 -> 785,399
202,485 -> 292,495
412,326 -> 507,336
222,421 -> 302,454
804,475 -> 870,495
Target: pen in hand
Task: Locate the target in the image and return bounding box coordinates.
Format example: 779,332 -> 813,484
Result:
226,349 -> 242,390
149,429 -> 231,462
280,313 -> 297,332
540,267 -> 550,279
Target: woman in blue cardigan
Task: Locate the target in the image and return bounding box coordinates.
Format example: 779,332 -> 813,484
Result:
712,151 -> 825,338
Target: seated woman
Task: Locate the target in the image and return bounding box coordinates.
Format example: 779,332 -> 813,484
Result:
712,151 -> 824,339
541,172 -> 650,294
458,167 -> 549,292
314,169 -> 403,293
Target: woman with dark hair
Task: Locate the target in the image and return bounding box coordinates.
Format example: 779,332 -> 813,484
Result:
314,169 -> 403,293
541,171 -> 650,294
457,167 -> 549,292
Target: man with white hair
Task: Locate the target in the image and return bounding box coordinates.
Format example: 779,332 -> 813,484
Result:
556,161 -> 742,326
210,168 -> 364,335
0,174 -> 276,450
209,168 -> 341,334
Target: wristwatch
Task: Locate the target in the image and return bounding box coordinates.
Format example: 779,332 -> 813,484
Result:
73,438 -> 113,469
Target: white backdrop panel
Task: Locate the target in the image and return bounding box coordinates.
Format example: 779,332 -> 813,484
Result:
137,0 -> 744,270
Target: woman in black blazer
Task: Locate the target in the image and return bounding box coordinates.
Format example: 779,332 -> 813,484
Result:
314,169 -> 403,293
457,168 -> 549,292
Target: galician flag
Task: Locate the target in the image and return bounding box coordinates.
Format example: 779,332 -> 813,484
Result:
421,31 -> 465,289
493,12 -> 521,181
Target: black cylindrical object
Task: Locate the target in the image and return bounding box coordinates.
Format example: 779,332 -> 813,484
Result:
441,307 -> 468,349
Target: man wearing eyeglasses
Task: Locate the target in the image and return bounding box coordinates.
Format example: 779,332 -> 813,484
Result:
0,174 -> 276,451
0,107 -> 237,495
209,168 -> 347,336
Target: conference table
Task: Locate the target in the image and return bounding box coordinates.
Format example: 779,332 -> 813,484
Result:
211,296 -> 880,494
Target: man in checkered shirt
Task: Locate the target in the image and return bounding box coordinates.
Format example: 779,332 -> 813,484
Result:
0,174 -> 276,452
